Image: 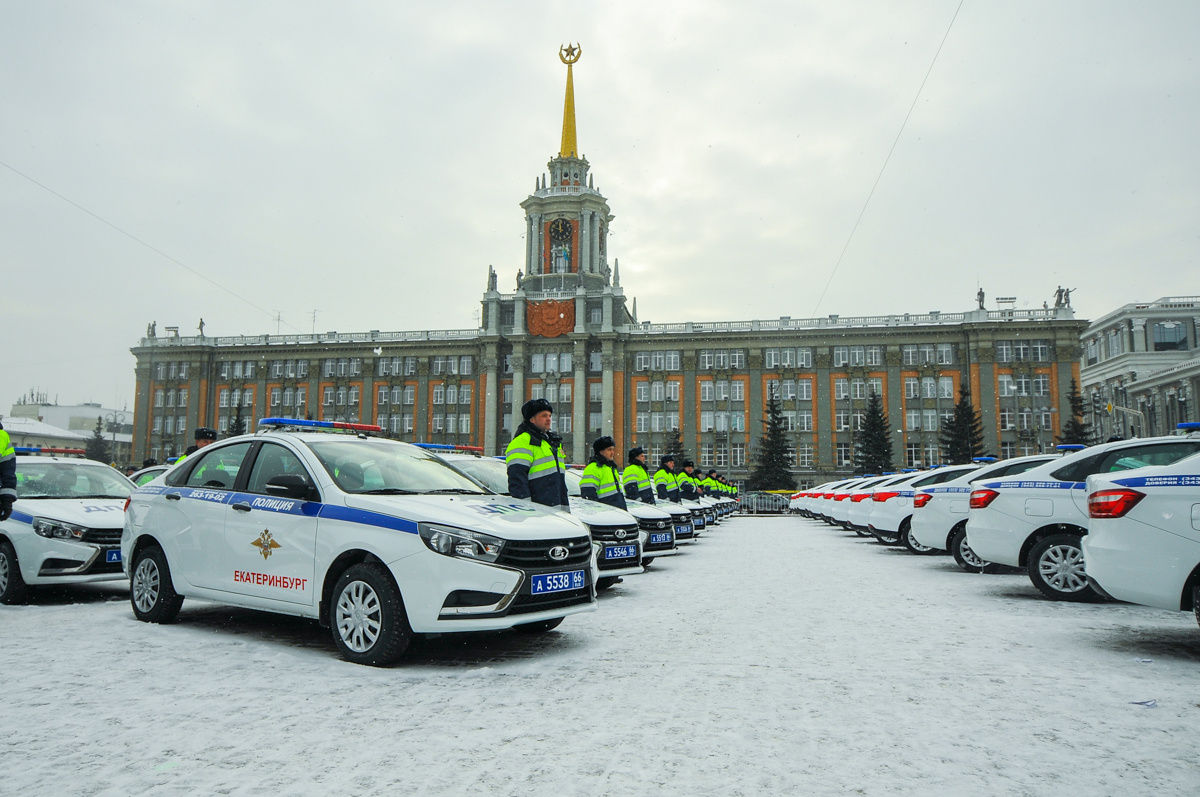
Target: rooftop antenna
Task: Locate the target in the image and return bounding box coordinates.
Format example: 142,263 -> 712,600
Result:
311,310 -> 318,335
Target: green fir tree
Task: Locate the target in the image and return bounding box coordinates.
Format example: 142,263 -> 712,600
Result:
1058,378 -> 1091,445
227,408 -> 246,438
854,392 -> 893,475
940,387 -> 986,464
747,394 -> 797,491
664,430 -> 689,464
85,416 -> 111,463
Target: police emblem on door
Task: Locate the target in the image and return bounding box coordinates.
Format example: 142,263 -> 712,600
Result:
252,530 -> 281,560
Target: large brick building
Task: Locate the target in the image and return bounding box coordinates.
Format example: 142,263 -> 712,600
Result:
131,49 -> 1087,484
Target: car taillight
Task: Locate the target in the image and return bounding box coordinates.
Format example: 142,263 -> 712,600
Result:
969,489 -> 1000,509
912,493 -> 932,509
123,497 -> 132,512
872,491 -> 899,503
834,494 -> 850,501
1088,489 -> 1146,519
850,493 -> 869,502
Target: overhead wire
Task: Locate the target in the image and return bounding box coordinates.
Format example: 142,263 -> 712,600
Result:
0,158 -> 302,332
811,0 -> 966,316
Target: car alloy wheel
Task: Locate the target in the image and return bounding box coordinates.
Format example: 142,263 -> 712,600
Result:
336,580 -> 382,653
132,556 -> 161,614
1038,544 -> 1088,593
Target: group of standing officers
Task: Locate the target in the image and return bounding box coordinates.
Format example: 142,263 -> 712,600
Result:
504,398 -> 738,511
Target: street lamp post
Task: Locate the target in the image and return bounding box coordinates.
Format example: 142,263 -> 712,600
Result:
105,411 -> 126,466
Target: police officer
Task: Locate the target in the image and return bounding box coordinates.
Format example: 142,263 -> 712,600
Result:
677,460 -> 699,500
653,455 -> 681,503
0,422 -> 16,521
579,436 -> 626,510
622,446 -> 655,504
505,398 -> 568,509
176,427 -> 217,463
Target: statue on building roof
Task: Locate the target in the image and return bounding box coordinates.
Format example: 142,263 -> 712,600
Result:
487,265 -> 497,292
198,318 -> 205,336
976,288 -> 985,310
516,269 -> 523,288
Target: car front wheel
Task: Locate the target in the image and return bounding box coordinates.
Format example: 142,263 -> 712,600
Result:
0,540 -> 29,605
1028,533 -> 1100,602
331,563 -> 411,666
130,544 -> 184,623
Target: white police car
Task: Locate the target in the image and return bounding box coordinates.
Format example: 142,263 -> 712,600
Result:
868,468 -> 977,550
122,419 -> 596,666
910,455 -> 1056,571
1082,434 -> 1200,622
0,447 -> 134,604
967,433 -> 1200,602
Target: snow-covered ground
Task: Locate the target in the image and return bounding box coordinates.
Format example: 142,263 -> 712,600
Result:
4,516 -> 1200,795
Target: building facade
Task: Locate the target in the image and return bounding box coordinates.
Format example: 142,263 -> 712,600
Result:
130,49 -> 1088,485
1079,296 -> 1200,440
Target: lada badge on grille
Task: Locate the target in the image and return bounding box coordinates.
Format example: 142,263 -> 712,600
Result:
657,521 -> 666,528
548,546 -> 569,561
614,529 -> 628,540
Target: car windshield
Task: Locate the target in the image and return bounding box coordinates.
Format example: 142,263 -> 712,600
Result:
308,439 -> 487,495
448,457 -> 510,494
15,460 -> 134,499
563,469 -> 583,497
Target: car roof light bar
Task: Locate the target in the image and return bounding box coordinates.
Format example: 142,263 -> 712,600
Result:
1056,444 -> 1086,451
258,417 -> 384,434
414,443 -> 485,453
1178,422 -> 1200,431
13,446 -> 87,455
972,456 -> 998,462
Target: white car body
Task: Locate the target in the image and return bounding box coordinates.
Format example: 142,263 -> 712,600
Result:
123,430 -> 597,640
867,467 -> 977,544
1082,450 -> 1200,613
910,457 -> 1054,552
846,477 -> 896,531
1,455 -> 133,596
967,434 -> 1200,600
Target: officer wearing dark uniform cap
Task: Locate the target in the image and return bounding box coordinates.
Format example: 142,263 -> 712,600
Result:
177,427 -> 217,463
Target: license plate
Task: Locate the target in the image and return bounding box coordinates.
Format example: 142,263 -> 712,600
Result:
105,549 -> 122,563
605,544 -> 637,560
650,532 -> 673,545
530,569 -> 586,594
694,518 -> 705,527
674,524 -> 690,535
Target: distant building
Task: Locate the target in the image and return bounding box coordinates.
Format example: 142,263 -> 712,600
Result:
1079,296 -> 1199,439
1,416 -> 89,451
7,396 -> 133,463
129,50 -> 1087,485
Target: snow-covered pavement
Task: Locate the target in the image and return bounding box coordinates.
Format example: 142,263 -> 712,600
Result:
4,516 -> 1200,795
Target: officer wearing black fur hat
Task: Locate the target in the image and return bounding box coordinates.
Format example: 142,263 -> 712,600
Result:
176,427 -> 217,463
622,446 -> 654,504
578,436 -> 626,510
677,460 -> 699,499
504,398 -> 569,508
653,454 -> 681,503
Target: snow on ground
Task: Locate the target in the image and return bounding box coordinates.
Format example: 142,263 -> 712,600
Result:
4,516 -> 1200,795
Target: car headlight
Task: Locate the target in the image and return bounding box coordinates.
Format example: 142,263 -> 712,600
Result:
33,518 -> 87,540
418,523 -> 504,563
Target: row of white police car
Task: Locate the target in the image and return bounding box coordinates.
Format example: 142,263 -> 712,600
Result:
0,418 -> 737,666
792,424 -> 1200,626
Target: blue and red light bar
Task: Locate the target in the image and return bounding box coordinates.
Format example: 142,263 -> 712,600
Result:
258,417 -> 383,433
414,443 -> 485,453
1056,444 -> 1086,452
1178,422 -> 1200,431
14,446 -> 86,455
972,457 -> 998,463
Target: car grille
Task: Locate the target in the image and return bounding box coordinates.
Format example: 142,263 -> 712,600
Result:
636,518 -> 672,532
81,528 -> 122,545
495,536 -> 591,568
591,524 -> 640,543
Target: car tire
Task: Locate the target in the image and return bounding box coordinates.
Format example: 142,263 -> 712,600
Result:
1027,533 -> 1101,602
642,557 -> 655,567
130,544 -> 184,623
514,617 -> 565,634
902,525 -> 937,555
950,526 -> 997,574
0,539 -> 30,605
596,576 -> 620,591
1193,585 -> 1200,631
873,525 -> 902,545
331,563 -> 411,667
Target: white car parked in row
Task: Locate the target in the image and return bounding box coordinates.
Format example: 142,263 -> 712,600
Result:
967,433 -> 1200,601
1082,435 -> 1200,624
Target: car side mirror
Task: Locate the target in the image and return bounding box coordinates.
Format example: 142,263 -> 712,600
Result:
264,474 -> 314,500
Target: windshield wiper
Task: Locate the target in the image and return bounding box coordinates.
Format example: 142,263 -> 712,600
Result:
357,488 -> 420,495
73,494 -> 126,499
422,488 -> 485,495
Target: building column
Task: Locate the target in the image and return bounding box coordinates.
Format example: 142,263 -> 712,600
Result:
601,339 -> 616,436
579,211 -> 590,274
511,341 -> 527,434
574,286 -> 586,335
591,212 -> 601,275
484,342 -> 500,455
1132,318 -> 1148,352
573,338 -> 588,458
526,215 -> 535,275
514,291 -> 526,335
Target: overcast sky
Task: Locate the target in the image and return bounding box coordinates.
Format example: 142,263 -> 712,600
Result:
3,1 -> 1198,414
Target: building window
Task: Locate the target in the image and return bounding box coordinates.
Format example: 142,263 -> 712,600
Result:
1013,341 -> 1030,361
699,381 -> 714,402
868,377 -> 883,396
797,380 -> 812,401
936,344 -> 954,365
998,375 -> 1015,397
906,410 -> 921,431
590,352 -> 603,372
503,384 -> 513,405
178,389 -> 188,408
866,346 -> 883,367
432,385 -> 444,405
699,350 -> 714,370
637,412 -> 649,433
272,388 -> 282,407
1032,375 -> 1051,396
922,377 -> 937,399
906,443 -> 921,468
835,410 -> 850,431
850,346 -> 865,367
766,379 -> 779,400
295,388 -> 306,409
833,346 -> 849,367
835,379 -> 849,400
1153,322 -> 1188,351
283,388 -> 294,407
636,382 -> 650,403
651,381 -> 665,402
764,348 -> 780,368
651,351 -> 666,370
797,410 -> 812,432
460,385 -> 473,405
700,412 -> 714,432
1000,441 -> 1016,459
651,412 -> 665,432
432,414 -> 444,433
403,414 -> 414,433
635,352 -> 651,371
668,381 -> 681,402
700,444 -> 714,467
1031,341 -> 1050,362
836,444 -> 852,468
589,412 -> 602,431
780,380 -> 796,400
851,379 -> 866,400
715,447 -> 729,468
923,410 -> 938,431
797,444 -> 813,468
797,348 -> 813,368
715,381 -> 730,401
323,387 -> 334,406
589,382 -> 602,402
731,444 -> 745,468
938,377 -> 954,399
999,408 -> 1014,430
154,390 -> 164,408
901,345 -> 918,366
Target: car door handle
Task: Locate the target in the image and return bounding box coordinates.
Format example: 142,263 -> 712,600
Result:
231,502 -> 252,512
165,493 -> 181,501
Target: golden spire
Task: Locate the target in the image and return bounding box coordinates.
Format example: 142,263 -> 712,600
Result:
558,43 -> 581,158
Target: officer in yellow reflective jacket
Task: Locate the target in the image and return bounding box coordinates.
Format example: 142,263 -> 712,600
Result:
578,436 -> 626,510
505,399 -> 569,509
622,446 -> 655,504
0,423 -> 17,521
701,470 -> 720,495
174,427 -> 217,465
677,460 -> 700,500
653,455 -> 681,503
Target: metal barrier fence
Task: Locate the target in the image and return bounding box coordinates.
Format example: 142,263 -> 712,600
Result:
740,492 -> 791,514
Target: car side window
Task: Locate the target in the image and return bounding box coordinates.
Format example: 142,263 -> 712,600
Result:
1050,454 -> 1104,483
184,443 -> 252,490
245,443 -> 314,496
1096,442 -> 1200,474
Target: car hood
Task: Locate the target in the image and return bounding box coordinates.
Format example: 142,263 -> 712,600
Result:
341,493 -> 587,540
15,498 -> 128,527
623,502 -> 674,521
567,496 -> 638,526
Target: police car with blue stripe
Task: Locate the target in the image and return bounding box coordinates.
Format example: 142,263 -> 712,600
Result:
0,447 -> 134,604
967,430 -> 1200,602
122,418 -> 597,666
1082,427 -> 1200,624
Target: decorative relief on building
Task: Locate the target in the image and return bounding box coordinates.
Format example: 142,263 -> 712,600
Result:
526,299 -> 575,338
